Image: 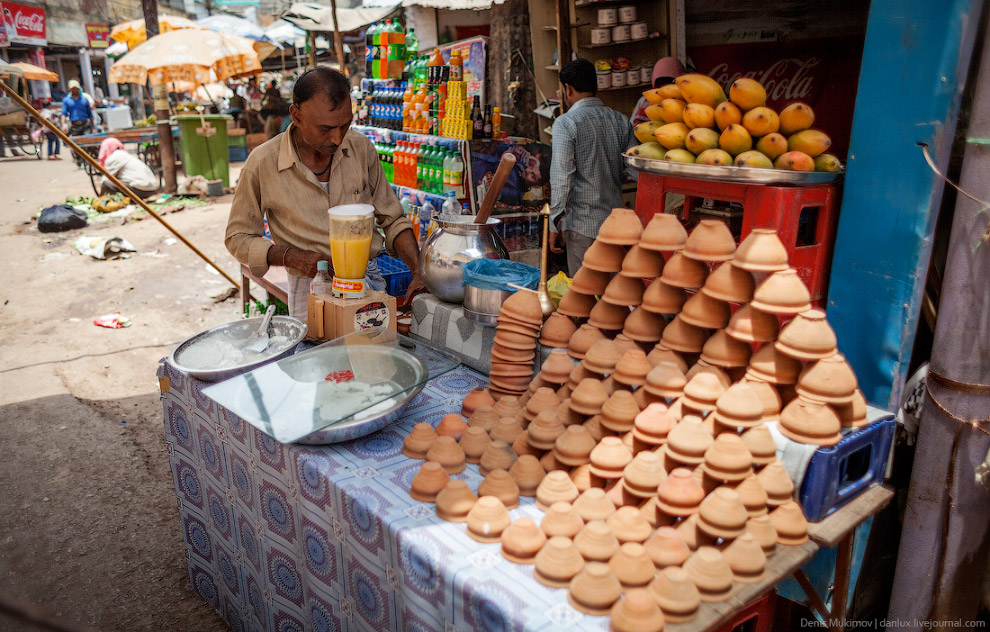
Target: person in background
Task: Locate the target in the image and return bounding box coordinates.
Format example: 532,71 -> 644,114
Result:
61,79 -> 94,137
630,57 -> 688,127
548,58 -> 636,276
39,101 -> 62,160
97,138 -> 160,199
260,80 -> 288,139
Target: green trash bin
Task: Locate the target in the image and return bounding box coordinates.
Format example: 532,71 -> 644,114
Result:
175,114 -> 232,187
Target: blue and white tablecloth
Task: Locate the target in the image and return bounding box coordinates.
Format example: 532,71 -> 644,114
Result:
158,360 -> 610,632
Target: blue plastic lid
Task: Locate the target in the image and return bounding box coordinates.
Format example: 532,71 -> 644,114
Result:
317,260 -> 329,271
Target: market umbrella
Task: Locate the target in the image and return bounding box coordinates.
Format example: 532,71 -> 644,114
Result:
110,14 -> 198,47
10,62 -> 58,82
264,19 -> 308,46
196,14 -> 279,45
0,59 -> 24,79
106,41 -> 130,59
108,29 -> 264,85
280,2 -> 399,32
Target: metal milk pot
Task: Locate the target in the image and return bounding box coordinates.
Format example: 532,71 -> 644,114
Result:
419,216 -> 510,303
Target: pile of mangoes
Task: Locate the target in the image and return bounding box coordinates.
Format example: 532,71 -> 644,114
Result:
628,74 -> 840,172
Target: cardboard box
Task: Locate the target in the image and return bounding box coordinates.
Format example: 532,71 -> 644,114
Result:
307,290 -> 396,341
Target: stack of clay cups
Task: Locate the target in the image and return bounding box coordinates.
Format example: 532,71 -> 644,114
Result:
490,289 -> 544,399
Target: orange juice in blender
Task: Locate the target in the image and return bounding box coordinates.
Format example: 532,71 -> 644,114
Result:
328,204 -> 375,298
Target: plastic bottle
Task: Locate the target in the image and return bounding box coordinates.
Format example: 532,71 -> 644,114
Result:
461,202 -> 472,216
419,198 -> 435,245
310,260 -> 331,294
442,191 -> 460,217
399,191 -> 413,221
483,105 -> 493,139
470,96 -> 483,140
492,106 -> 501,138
449,49 -> 463,82
447,148 -> 464,196
384,142 -> 394,182
405,28 -> 419,60
427,48 -> 445,87
387,21 -> 405,78
365,22 -> 378,76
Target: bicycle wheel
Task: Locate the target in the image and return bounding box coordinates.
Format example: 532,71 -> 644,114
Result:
17,123 -> 41,158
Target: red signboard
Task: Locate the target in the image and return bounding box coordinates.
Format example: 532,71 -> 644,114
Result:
687,38 -> 864,158
1,1 -> 46,47
86,23 -> 109,48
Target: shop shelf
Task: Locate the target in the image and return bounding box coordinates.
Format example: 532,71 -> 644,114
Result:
377,254 -> 412,299
578,34 -> 664,49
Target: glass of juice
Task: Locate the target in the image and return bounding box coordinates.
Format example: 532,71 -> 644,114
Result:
328,204 -> 375,281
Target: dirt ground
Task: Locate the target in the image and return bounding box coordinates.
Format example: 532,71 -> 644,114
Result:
0,148 -> 251,631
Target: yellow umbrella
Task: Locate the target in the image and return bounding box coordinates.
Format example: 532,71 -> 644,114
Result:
108,29 -> 262,86
110,14 -> 198,47
10,62 -> 59,82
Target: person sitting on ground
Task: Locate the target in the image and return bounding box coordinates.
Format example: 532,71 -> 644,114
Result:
97,138 -> 160,200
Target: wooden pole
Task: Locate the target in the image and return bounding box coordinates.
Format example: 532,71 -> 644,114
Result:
328,0 -> 348,75
309,31 -> 316,69
0,80 -> 246,296
140,0 -> 178,193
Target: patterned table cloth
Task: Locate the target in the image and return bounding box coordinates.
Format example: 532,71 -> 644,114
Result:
159,359 -> 610,632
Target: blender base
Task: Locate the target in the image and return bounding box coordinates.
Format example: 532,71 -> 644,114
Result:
332,277 -> 367,298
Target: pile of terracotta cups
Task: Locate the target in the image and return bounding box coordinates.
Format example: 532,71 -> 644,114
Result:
401,210 -> 866,629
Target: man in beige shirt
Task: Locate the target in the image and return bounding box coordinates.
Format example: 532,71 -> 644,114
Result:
226,67 -> 424,319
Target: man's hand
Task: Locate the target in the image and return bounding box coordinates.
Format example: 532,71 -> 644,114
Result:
281,247 -> 330,278
403,270 -> 427,305
549,231 -> 564,254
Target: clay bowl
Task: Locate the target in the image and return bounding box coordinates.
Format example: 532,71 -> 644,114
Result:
750,268 -> 812,314
534,536 -> 585,588
556,398 -> 587,427
600,390 -> 641,433
492,328 -> 539,352
603,274 -> 646,307
589,299 -> 631,331
479,468 -> 521,509
570,378 -> 610,416
641,362 -> 684,400
527,409 -> 565,450
434,479 -> 478,522
459,426 -> 492,464
649,567 -> 701,623
461,388 -> 496,419
726,304 -> 780,343
680,291 -> 731,329
682,372 -> 727,412
834,389 -> 869,428
500,288 -> 545,326
569,361 -> 600,391
640,212 -> 688,251
664,417 -> 715,466
572,266 -> 614,296
795,353 -> 858,404
657,467 -> 705,517
722,532 -> 767,583
568,561 -> 624,616
613,349 -> 652,387
731,473 -> 769,518
622,451 -> 666,498
775,308 -> 837,359
609,588 -> 666,632
702,261 -> 756,304
769,500 -> 809,545
525,387 -> 561,422
660,315 -> 709,353
575,519 -> 621,562
606,506 -> 652,545
568,324 -> 607,360
435,413 -> 469,441
573,487 -> 617,522
569,462 -> 595,493
757,460 -> 795,507
466,495 -> 512,543
408,461 -> 450,503
779,396 -> 842,446
557,288 -> 598,318
746,344 -> 803,385
674,513 -> 706,551
620,244 -> 665,279
556,426 -> 598,471
647,346 -> 689,372
609,542 -> 657,589
683,219 -> 736,262
488,372 -> 533,394
588,436 -> 634,479
540,500 -> 585,538
746,514 -> 778,556
660,252 -> 710,289
622,307 -> 667,343
732,228 -> 789,272
489,416 -> 524,444
540,349 -> 576,385
583,239 -> 627,273
685,361 -> 732,390
741,423 -> 778,466
583,339 -> 622,374
539,312 -> 578,348
479,439 -> 518,476
612,334 -> 644,357
713,381 -> 765,429
492,395 -> 523,420
535,470 -> 580,510
700,329 -> 753,369
426,436 -> 467,474
697,487 -> 749,540
645,525 -> 692,569
632,402 -> 677,447
583,414 -> 607,443
500,517 -> 547,565
402,422 -> 438,459
495,315 -> 543,336
597,208 -> 644,246
509,454 -> 545,496
703,433 -> 754,483
683,546 -> 733,602
468,406 -> 500,433
642,279 -> 688,314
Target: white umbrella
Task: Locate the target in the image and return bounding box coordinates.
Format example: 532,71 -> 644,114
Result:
196,14 -> 279,46
265,19 -> 308,46
280,3 -> 400,32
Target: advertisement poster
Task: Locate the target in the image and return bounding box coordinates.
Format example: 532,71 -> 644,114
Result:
440,36 -> 486,105
2,0 -> 46,47
470,137 -> 551,213
86,24 -> 110,49
0,21 -> 9,47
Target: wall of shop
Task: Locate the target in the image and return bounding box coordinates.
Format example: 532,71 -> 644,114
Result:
404,6 -> 491,52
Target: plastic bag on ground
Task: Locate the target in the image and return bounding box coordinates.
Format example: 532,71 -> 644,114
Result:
547,271 -> 572,307
74,235 -> 137,260
462,258 -> 540,293
38,204 -> 88,233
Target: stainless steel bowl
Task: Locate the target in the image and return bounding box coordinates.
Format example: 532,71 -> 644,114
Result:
168,316 -> 308,382
419,216 -> 509,304
463,284 -> 512,326
623,153 -> 844,185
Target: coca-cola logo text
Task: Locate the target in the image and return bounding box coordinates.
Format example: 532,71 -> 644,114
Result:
708,58 -> 820,102
14,10 -> 44,35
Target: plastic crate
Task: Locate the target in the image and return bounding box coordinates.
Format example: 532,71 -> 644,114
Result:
799,416 -> 895,522
228,146 -> 249,163
376,254 -> 412,299
712,592 -> 775,632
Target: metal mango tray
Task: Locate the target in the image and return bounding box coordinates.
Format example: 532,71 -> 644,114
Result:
624,153 -> 843,185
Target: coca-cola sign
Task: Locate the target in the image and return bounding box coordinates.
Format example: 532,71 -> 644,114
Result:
1,1 -> 46,47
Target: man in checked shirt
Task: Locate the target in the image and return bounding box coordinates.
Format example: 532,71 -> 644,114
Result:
548,58 -> 637,276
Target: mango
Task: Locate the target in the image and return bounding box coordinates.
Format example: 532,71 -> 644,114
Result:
643,88 -> 665,105
742,106 -> 780,137
628,142 -> 666,159
715,101 -> 742,130
675,73 -> 726,108
656,84 -> 683,100
654,122 -> 690,150
696,148 -> 734,166
814,153 -> 841,172
664,149 -> 697,163
645,104 -> 665,123
685,128 -> 720,154
755,133 -> 788,160
773,151 -> 815,172
788,129 -> 832,157
718,124 -> 753,156
634,121 -> 663,144
734,150 -> 773,169
659,98 -> 687,124
779,102 -> 815,135
729,77 -> 767,111
682,103 -> 716,129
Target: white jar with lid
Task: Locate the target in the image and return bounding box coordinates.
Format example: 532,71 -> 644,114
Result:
641,66 -> 652,84
596,70 -> 612,90
630,22 -> 649,40
590,27 -> 611,45
612,24 -> 631,42
597,7 -> 617,26
618,6 -> 637,23
611,69 -> 626,88
627,67 -> 640,85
